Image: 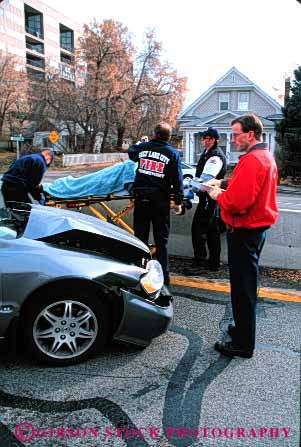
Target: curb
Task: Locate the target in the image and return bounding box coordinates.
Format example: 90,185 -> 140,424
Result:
170,275 -> 301,303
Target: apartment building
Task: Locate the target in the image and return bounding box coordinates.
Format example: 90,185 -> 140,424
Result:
0,0 -> 81,82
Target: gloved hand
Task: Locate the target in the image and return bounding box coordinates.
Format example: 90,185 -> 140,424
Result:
39,197 -> 46,206
189,179 -> 203,194
173,204 -> 183,215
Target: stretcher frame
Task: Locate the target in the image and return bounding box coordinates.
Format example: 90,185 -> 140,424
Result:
45,193 -> 136,234
44,191 -> 191,238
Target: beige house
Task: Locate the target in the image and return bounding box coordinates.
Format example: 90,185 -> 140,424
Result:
177,67 -> 283,165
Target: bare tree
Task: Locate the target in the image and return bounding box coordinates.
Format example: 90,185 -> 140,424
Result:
110,30 -> 187,147
0,51 -> 29,136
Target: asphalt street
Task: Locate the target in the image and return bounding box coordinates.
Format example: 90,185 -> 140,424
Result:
0,287 -> 300,447
0,166 -> 300,446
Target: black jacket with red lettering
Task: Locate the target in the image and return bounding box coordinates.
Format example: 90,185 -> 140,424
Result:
128,139 -> 184,205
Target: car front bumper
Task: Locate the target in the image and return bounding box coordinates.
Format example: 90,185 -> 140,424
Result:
113,288 -> 173,346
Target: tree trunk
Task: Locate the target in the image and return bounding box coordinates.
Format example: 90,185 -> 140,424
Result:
101,123 -> 110,152
0,117 -> 4,135
117,126 -> 125,149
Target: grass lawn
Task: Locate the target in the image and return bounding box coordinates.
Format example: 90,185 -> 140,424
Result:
0,151 -> 16,173
0,151 -> 114,174
0,151 -> 65,173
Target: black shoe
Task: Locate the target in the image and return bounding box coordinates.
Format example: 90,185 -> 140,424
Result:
191,259 -> 206,268
214,341 -> 253,359
183,265 -> 205,275
204,261 -> 220,272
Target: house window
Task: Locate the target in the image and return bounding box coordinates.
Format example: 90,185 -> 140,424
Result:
26,38 -> 44,54
60,24 -> 74,52
26,52 -> 45,69
60,52 -> 72,65
24,4 -> 43,38
238,92 -> 249,111
219,93 -> 229,111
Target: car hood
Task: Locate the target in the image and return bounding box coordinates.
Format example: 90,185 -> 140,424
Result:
10,204 -> 150,265
23,205 -> 144,247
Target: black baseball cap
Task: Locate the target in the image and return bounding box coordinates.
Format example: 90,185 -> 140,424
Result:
199,127 -> 220,140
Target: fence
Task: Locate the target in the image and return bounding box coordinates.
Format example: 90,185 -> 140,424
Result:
62,153 -> 129,167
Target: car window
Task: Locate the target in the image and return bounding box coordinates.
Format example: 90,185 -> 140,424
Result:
181,162 -> 191,169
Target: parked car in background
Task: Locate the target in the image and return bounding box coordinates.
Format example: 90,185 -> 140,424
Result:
181,161 -> 196,179
0,203 -> 173,366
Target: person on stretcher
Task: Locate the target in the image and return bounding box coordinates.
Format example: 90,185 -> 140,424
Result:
42,160 -> 137,199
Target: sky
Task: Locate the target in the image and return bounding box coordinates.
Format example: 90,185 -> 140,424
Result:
49,0 -> 300,107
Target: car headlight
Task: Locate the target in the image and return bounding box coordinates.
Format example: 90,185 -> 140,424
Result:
140,260 -> 164,295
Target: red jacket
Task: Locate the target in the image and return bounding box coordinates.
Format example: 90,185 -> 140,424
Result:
217,144 -> 279,229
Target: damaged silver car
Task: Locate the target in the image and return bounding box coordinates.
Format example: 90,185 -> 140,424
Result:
0,203 -> 173,366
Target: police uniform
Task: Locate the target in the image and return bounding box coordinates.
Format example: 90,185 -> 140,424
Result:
191,140 -> 227,271
128,138 -> 183,284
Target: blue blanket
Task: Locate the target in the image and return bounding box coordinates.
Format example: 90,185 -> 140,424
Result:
43,160 -> 137,198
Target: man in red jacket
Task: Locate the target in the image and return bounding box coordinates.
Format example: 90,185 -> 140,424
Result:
207,114 -> 278,358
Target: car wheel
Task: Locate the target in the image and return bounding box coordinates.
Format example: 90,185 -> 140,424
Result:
22,292 -> 110,366
184,174 -> 193,180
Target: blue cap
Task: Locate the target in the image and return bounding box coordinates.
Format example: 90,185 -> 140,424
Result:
199,127 -> 219,140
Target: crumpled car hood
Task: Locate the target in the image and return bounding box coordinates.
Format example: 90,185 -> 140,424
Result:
23,204 -> 148,251
11,204 -> 149,267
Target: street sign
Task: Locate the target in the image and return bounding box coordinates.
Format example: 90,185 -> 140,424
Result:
10,135 -> 24,142
48,130 -> 59,144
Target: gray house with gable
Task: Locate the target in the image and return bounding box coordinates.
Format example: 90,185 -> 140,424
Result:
177,67 -> 283,165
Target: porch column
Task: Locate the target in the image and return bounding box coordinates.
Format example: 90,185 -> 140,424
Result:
226,131 -> 231,164
270,130 -> 276,155
185,131 -> 194,163
267,132 -> 271,150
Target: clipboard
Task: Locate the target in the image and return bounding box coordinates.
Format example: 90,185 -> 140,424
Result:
199,183 -> 226,193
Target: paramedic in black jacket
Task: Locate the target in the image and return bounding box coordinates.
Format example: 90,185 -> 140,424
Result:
1,148 -> 53,205
185,127 -> 227,274
128,122 -> 184,285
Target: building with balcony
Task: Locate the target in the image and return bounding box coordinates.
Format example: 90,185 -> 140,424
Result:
0,0 -> 81,83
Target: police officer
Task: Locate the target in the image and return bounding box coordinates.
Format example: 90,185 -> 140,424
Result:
1,148 -> 53,205
128,122 -> 184,285
185,127 -> 227,274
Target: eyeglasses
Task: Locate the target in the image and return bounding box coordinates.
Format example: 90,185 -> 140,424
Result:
232,132 -> 245,139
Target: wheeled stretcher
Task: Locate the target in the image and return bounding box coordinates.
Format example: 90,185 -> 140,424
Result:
42,160 -> 193,235
42,160 -> 138,234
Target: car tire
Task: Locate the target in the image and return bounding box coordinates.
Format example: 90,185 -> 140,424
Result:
22,290 -> 110,366
183,174 -> 193,180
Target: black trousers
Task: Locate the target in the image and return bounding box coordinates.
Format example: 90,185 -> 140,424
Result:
1,182 -> 30,205
227,227 -> 267,353
191,202 -> 221,266
133,194 -> 170,284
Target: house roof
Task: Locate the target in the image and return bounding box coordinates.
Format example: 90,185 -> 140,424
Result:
179,111 -> 276,130
178,67 -> 282,119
